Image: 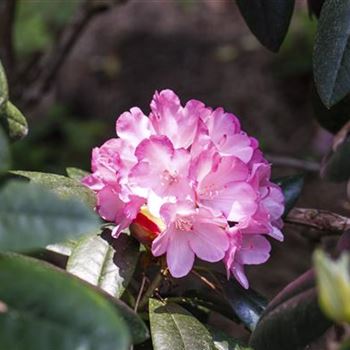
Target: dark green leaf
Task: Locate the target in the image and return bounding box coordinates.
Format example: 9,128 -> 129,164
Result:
0,180 -> 100,251
0,126 -> 10,173
314,0 -> 350,107
12,170 -> 96,208
0,101 -> 28,141
274,174 -> 304,216
149,298 -> 215,350
312,86 -> 350,133
249,269 -> 331,350
66,167 -> 90,181
67,232 -> 139,298
236,0 -> 295,52
207,326 -> 251,350
215,274 -> 267,332
321,136 -> 350,181
0,253 -> 130,350
0,60 -> 8,114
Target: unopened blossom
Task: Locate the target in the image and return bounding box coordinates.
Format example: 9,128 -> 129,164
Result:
83,89 -> 284,287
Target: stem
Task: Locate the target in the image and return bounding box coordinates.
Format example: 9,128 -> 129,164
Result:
134,275 -> 147,312
138,268 -> 164,310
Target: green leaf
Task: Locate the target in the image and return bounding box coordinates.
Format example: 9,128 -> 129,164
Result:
0,101 -> 28,141
215,274 -> 267,332
0,126 -> 10,173
321,136 -> 350,182
12,170 -> 96,208
314,250 -> 350,323
0,253 -> 130,350
47,239 -> 77,256
207,326 -> 251,350
274,174 -> 304,216
66,167 -> 90,181
0,60 -> 8,114
312,86 -> 350,134
149,298 -> 215,350
236,0 -> 295,52
314,0 -> 350,107
249,269 -> 331,350
0,180 -> 100,251
67,232 -> 139,298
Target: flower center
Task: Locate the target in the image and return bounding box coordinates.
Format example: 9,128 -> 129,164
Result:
175,216 -> 193,231
162,170 -> 178,185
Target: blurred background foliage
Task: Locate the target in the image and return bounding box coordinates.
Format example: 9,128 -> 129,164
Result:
9,0 -> 319,174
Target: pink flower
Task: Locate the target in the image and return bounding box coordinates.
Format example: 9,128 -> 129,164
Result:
83,89 -> 285,287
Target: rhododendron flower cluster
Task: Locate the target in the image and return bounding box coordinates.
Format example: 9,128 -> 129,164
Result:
82,89 -> 284,288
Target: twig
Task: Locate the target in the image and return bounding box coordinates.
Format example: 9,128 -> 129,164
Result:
266,154 -> 320,172
0,0 -> 16,80
286,207 -> 350,234
20,0 -> 120,108
191,269 -> 218,292
138,268 -> 164,310
134,274 -> 147,312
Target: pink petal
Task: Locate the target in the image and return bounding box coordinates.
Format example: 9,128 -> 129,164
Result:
166,229 -> 195,278
97,186 -> 124,222
237,235 -> 271,265
152,229 -> 170,256
190,222 -> 229,262
232,263 -> 249,289
116,107 -> 154,147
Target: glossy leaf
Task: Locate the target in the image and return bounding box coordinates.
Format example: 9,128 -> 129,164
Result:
207,326 -> 251,350
66,167 -> 90,181
312,87 -> 350,134
249,269 -> 331,350
0,101 -> 28,141
0,126 -> 10,173
314,250 -> 350,323
149,298 -> 215,350
274,174 -> 304,217
215,274 -> 267,332
12,170 -> 96,208
0,181 -> 100,251
236,0 -> 295,52
67,232 -> 139,298
321,136 -> 350,182
314,0 -> 350,107
0,253 -> 130,350
47,239 -> 77,256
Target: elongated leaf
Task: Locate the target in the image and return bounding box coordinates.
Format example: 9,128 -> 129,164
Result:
249,269 -> 331,350
0,180 -> 100,251
207,326 -> 251,350
67,232 -> 139,298
274,174 -> 304,217
0,60 -> 8,114
0,101 -> 28,141
236,0 -> 295,52
312,86 -> 350,133
66,167 -> 90,181
12,170 -> 96,208
215,274 -> 267,332
321,136 -> 350,181
149,298 -> 215,350
0,253 -> 130,350
0,126 -> 10,173
314,0 -> 350,107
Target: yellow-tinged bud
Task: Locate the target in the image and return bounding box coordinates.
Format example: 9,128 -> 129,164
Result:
314,250 -> 350,323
